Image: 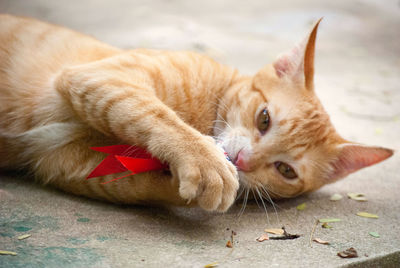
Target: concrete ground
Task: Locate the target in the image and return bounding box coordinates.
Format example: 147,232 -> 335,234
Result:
1,0 -> 399,267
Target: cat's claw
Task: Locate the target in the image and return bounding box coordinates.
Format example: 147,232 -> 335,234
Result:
175,138 -> 239,212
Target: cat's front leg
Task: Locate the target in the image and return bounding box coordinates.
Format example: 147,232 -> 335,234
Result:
55,59 -> 239,211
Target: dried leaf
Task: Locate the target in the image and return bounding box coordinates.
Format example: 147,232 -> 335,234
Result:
347,193 -> 367,201
256,233 -> 269,242
226,240 -> 233,248
17,234 -> 31,240
357,212 -> 378,219
204,261 -> 218,267
318,218 -> 341,223
337,247 -> 358,258
369,232 -> 380,238
0,250 -> 17,256
264,228 -> 284,235
313,238 -> 330,245
321,222 -> 333,229
296,203 -> 306,211
330,193 -> 343,201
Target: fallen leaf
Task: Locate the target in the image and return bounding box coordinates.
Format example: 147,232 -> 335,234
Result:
337,247 -> 358,258
17,234 -> 31,240
256,233 -> 269,242
347,193 -> 367,201
330,193 -> 343,201
226,240 -> 233,248
264,228 -> 284,235
313,238 -> 330,245
204,261 -> 218,267
369,232 -> 380,238
318,218 -> 341,223
0,250 -> 17,256
374,128 -> 383,135
357,212 -> 378,219
296,203 -> 306,211
321,222 -> 333,229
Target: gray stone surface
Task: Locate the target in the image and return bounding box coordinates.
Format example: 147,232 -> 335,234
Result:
0,0 -> 399,267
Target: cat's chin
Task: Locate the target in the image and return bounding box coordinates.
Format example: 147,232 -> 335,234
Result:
236,172 -> 265,194
237,170 -> 249,185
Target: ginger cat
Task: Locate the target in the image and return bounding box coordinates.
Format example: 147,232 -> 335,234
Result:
0,15 -> 393,212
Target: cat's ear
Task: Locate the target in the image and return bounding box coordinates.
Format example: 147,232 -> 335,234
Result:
328,143 -> 393,181
273,18 -> 322,90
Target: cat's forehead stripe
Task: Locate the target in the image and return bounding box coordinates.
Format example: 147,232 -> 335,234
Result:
250,85 -> 267,103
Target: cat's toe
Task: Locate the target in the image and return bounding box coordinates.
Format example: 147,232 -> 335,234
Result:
177,167 -> 201,201
216,168 -> 239,212
197,171 -> 224,211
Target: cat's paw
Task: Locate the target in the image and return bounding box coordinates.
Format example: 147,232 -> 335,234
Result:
174,136 -> 239,212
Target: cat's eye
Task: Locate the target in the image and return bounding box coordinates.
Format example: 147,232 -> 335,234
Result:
257,108 -> 270,133
275,161 -> 297,179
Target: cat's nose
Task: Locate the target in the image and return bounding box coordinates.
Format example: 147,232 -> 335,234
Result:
235,150 -> 251,172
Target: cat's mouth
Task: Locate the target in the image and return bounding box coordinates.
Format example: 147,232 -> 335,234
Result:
230,151 -> 239,167
217,138 -> 253,172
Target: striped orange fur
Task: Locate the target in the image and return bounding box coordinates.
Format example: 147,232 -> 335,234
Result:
0,15 -> 393,212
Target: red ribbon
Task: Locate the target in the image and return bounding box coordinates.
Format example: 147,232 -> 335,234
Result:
87,145 -> 168,184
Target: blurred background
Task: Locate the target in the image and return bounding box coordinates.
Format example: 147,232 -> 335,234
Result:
1,1 -> 399,267
1,0 -> 399,144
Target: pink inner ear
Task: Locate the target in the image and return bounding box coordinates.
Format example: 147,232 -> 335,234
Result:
273,44 -> 304,78
273,56 -> 291,78
330,144 -> 393,180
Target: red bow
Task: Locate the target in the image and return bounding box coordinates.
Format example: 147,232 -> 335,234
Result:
87,145 -> 168,184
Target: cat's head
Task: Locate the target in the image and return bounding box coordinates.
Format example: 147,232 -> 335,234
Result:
215,19 -> 393,198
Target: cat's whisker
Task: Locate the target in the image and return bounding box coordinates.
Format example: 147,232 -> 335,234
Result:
212,117 -> 233,131
251,188 -> 261,209
209,100 -> 229,115
261,181 -> 293,199
213,108 -> 232,126
209,93 -> 230,114
256,187 -> 270,225
217,96 -> 230,114
210,126 -> 226,134
260,184 -> 280,223
238,187 -> 249,218
235,185 -> 245,202
220,117 -> 233,131
260,184 -> 297,223
124,145 -> 143,158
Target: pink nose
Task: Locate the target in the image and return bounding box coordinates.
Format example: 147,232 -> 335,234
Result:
235,150 -> 251,171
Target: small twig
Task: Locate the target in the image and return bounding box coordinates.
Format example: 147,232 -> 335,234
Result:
269,226 -> 300,240
269,234 -> 300,240
231,230 -> 236,244
309,220 -> 319,247
282,226 -> 288,236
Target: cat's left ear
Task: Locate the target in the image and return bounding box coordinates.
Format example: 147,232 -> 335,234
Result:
328,143 -> 393,181
273,18 -> 322,90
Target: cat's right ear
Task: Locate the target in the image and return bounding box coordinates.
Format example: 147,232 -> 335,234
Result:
273,18 -> 322,90
327,143 -> 393,181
